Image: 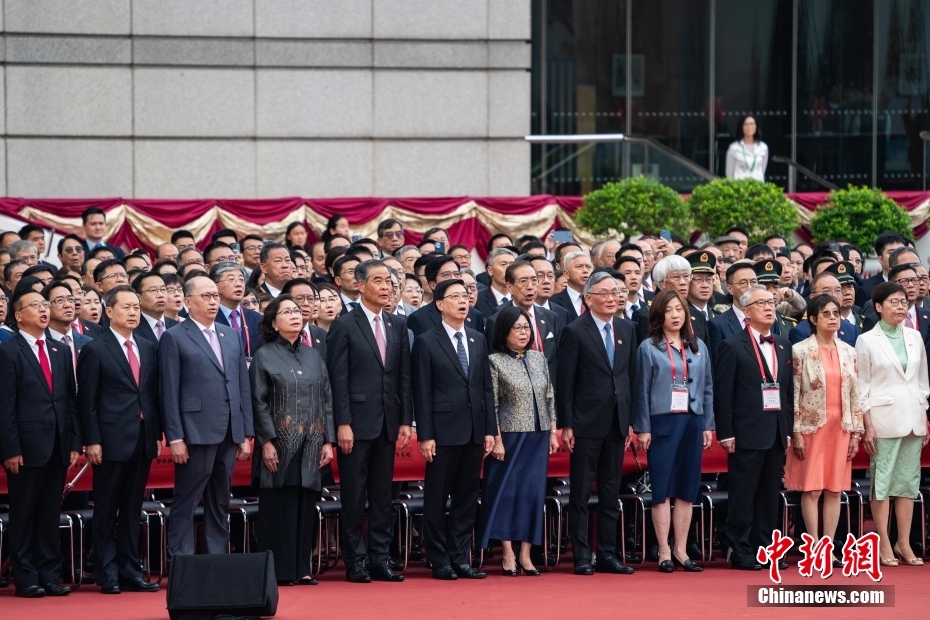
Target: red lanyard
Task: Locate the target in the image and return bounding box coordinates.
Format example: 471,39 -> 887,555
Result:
666,339 -> 687,384
747,327 -> 776,382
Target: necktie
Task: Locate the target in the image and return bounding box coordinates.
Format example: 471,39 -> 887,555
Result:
62,334 -> 77,372
62,334 -> 72,348
204,328 -> 224,371
156,320 -> 165,340
374,315 -> 387,364
759,334 -> 775,345
454,332 -> 469,376
603,323 -> 614,367
349,301 -> 360,311
72,320 -> 82,335
229,310 -> 242,335
530,314 -> 541,352
125,340 -> 140,385
905,314 -> 915,329
629,303 -> 638,317
37,339 -> 53,391
301,329 -> 312,347
743,318 -> 749,329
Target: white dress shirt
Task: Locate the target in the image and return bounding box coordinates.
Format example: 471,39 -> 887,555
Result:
142,311 -> 166,334
110,328 -> 140,365
566,286 -> 584,316
265,282 -> 282,298
360,302 -> 385,342
732,305 -> 747,329
490,285 -> 509,306
441,321 -> 468,365
20,329 -> 53,375
340,292 -> 359,311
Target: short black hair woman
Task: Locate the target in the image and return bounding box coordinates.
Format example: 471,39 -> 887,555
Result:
477,305 -> 558,576
250,294 -> 336,585
784,294 -> 863,567
855,282 -> 930,567
633,290 -> 714,573
725,115 -> 768,181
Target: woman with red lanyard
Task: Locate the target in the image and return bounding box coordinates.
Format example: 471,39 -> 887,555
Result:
634,290 -> 714,573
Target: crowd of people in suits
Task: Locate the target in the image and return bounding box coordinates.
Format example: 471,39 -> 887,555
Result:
0,206 -> 929,598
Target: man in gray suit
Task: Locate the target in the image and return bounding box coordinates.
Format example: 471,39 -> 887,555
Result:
159,275 -> 254,556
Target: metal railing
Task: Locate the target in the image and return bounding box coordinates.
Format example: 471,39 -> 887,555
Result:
770,155 -> 838,191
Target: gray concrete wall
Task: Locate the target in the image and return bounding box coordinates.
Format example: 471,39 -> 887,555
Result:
0,0 -> 532,198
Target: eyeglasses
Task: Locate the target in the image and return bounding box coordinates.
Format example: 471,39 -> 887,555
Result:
381,231 -> 404,240
437,269 -> 462,279
242,244 -> 263,253
221,276 -> 246,285
587,291 -> 623,299
463,284 -> 478,293
194,293 -> 220,302
405,287 -> 424,295
62,246 -> 84,255
49,296 -> 77,307
166,286 -> 184,295
18,300 -> 51,311
729,278 -> 759,288
451,253 -> 470,261
515,277 -> 539,286
439,293 -> 469,302
894,277 -> 920,286
884,298 -> 909,308
819,310 -> 841,318
292,295 -> 317,304
241,299 -> 259,309
664,272 -> 692,282
511,324 -> 532,333
211,255 -> 236,264
536,273 -> 555,281
746,299 -> 777,308
98,272 -> 128,283
142,286 -> 168,295
276,308 -> 302,317
319,295 -> 340,305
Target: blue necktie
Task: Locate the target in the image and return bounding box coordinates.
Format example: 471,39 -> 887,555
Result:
603,323 -> 614,368
454,332 -> 469,376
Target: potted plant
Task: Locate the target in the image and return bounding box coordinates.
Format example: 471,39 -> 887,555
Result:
575,177 -> 691,242
687,178 -> 799,244
809,186 -> 912,252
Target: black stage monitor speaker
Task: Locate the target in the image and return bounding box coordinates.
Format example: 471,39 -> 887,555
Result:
167,551 -> 278,620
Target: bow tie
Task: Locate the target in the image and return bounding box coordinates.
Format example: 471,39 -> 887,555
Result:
759,334 -> 775,345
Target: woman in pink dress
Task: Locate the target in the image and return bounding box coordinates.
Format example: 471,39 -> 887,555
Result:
785,295 -> 863,561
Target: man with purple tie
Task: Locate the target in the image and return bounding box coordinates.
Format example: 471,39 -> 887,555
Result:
211,264 -> 261,360
132,272 -> 178,344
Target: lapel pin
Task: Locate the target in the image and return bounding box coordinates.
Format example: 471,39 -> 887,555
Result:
388,322 -> 392,327
778,345 -> 784,349
315,339 -> 320,344
51,347 -> 58,352
297,370 -> 302,375
219,333 -> 224,337
469,338 -> 475,342
466,317 -> 472,322
540,320 -> 546,324
617,340 -> 622,345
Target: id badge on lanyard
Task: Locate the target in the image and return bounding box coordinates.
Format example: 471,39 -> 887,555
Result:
748,328 -> 780,411
667,340 -> 689,412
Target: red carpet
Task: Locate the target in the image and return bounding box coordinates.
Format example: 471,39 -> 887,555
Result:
2,559 -> 929,619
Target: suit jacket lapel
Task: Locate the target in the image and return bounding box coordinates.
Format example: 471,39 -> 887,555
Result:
185,321 -> 224,372
725,310 -> 742,337
16,334 -> 52,396
534,310 -> 552,353
874,331 -> 907,378
355,308 -> 384,368
582,315 -> 612,370
435,325 -> 468,380
741,330 -> 774,382
467,331 -> 480,381
383,313 -> 394,370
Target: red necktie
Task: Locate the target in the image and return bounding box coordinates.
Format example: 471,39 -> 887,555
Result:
125,340 -> 140,385
530,314 -> 542,352
37,339 -> 53,391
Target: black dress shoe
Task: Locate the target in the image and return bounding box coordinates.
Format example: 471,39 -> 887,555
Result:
658,559 -> 675,573
518,560 -> 540,576
672,554 -> 703,572
346,563 -> 371,583
431,564 -> 458,580
594,555 -> 635,574
43,583 -> 71,596
731,561 -> 763,571
15,584 -> 46,598
501,560 -> 518,577
778,560 -> 788,570
389,559 -> 405,572
573,562 -> 594,575
370,560 -> 404,582
120,576 -> 160,592
453,564 -> 487,579
100,580 -> 121,594
297,576 -> 318,586
0,578 -> 7,588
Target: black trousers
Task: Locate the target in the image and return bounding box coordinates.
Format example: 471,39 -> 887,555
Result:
167,427 -> 237,556
6,435 -> 68,589
258,486 -> 320,582
337,427 -> 395,568
92,422 -> 153,583
567,417 -> 624,564
422,442 -> 484,567
725,442 -> 786,564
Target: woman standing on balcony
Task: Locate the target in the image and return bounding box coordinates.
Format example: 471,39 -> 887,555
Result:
725,115 -> 768,182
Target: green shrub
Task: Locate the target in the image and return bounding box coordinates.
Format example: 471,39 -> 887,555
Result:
687,178 -> 799,244
575,177 -> 691,242
809,186 -> 912,253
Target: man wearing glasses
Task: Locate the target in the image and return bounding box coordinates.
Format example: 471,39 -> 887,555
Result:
376,219 -> 405,257
44,281 -> 92,374
407,255 -> 485,337
708,262 -> 762,361
211,263 -> 261,361
93,259 -> 129,328
867,264 -> 930,345
132,271 -> 178,344
788,270 -> 858,347
57,234 -> 86,277
158,275 -> 253,558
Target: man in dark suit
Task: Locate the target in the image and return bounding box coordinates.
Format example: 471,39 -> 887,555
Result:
408,255 -> 485,337
556,271 -> 637,576
708,262 -> 758,361
858,232 -> 908,305
256,242 -> 294,298
327,260 -> 413,583
43,281 -> 93,373
333,254 -> 362,315
412,279 -> 495,580
80,206 -> 125,260
131,271 -> 179,344
714,285 -> 793,570
93,259 -> 130,329
550,250 -> 593,322
0,288 -> 80,597
474,248 -> 516,317
78,286 -> 161,594
211,264 -> 261,359
484,260 -> 561,380
159,275 -> 254,557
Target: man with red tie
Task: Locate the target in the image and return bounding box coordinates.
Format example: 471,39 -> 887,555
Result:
78,285 -> 162,593
0,287 -> 80,597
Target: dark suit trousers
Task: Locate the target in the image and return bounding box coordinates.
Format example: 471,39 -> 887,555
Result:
568,416 -> 624,563
6,433 -> 68,589
725,443 -> 785,564
167,427 -> 237,556
92,422 -> 153,582
423,443 -> 484,567
338,427 -> 395,567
